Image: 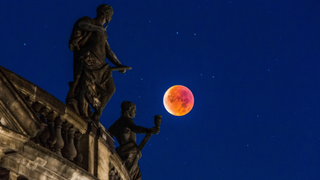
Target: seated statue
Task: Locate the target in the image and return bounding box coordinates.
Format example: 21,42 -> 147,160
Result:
108,101 -> 160,180
66,4 -> 129,124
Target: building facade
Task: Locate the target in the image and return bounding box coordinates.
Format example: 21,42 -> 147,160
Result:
0,66 -> 129,180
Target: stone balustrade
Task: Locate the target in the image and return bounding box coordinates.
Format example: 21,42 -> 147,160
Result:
0,66 -> 130,180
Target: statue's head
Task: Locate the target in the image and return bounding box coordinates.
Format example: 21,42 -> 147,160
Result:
96,4 -> 113,23
121,101 -> 136,118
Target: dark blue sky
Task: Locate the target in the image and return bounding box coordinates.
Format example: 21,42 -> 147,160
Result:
1,0 -> 320,179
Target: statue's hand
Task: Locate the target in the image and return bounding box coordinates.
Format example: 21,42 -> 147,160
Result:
119,70 -> 126,74
150,127 -> 160,134
117,64 -> 127,74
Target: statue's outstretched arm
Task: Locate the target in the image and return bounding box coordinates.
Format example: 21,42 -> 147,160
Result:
105,40 -> 123,66
127,120 -> 151,134
105,41 -> 128,74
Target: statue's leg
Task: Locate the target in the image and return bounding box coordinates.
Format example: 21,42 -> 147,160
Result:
67,54 -> 83,114
78,90 -> 91,122
92,77 -> 115,123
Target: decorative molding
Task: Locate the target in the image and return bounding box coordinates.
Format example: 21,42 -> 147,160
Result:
61,106 -> 87,134
0,99 -> 27,135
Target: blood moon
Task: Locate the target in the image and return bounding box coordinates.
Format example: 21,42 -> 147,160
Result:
163,85 -> 194,116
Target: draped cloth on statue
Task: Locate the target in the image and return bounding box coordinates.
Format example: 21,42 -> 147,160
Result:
67,16 -> 114,115
80,61 -> 112,108
116,142 -> 142,180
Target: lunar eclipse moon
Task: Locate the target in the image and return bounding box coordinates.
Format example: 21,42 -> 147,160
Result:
163,85 -> 194,116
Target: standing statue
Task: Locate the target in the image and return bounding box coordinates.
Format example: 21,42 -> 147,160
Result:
108,101 -> 161,180
66,4 -> 131,124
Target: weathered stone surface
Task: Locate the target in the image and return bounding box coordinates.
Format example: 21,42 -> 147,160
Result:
97,140 -> 111,179
0,66 -> 65,116
0,100 -> 26,135
109,153 -> 130,180
54,117 -> 64,156
47,112 -> 58,148
74,132 -> 83,166
98,128 -> 115,153
20,142 -> 98,180
0,68 -> 41,138
79,134 -> 95,175
0,67 -> 37,100
10,171 -> 19,180
61,106 -> 88,134
0,125 -> 28,153
62,127 -> 77,161
0,66 -> 131,180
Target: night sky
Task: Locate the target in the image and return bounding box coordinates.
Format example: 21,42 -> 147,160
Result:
1,0 -> 320,179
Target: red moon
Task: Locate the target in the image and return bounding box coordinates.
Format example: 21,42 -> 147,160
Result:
163,85 -> 194,116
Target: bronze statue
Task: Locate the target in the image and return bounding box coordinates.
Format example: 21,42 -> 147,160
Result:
108,101 -> 161,180
66,4 -> 131,123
